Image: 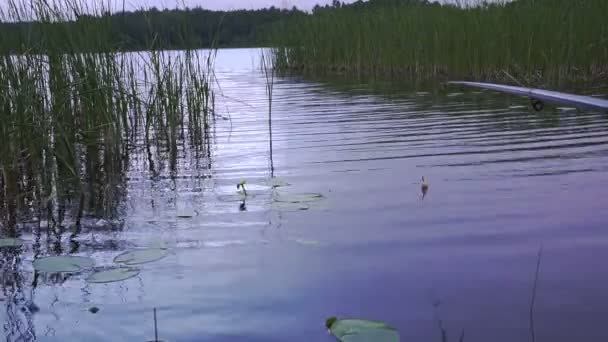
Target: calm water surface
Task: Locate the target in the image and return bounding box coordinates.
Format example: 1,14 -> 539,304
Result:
2,48 -> 608,341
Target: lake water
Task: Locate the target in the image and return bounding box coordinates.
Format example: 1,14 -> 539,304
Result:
2,48 -> 608,341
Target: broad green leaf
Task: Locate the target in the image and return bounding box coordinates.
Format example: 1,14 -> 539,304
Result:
33,256 -> 95,273
326,317 -> 399,342
87,267 -> 140,283
341,329 -> 400,342
114,248 -> 169,265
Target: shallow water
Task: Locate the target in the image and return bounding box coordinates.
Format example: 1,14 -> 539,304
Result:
2,48 -> 608,341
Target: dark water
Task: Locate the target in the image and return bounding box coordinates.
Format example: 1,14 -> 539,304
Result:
2,48 -> 608,341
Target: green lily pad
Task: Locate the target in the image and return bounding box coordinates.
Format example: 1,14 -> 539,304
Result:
326,317 -> 399,342
267,178 -> 290,188
33,256 -> 95,273
177,208 -> 197,218
114,248 -> 169,265
86,267 -> 140,284
341,329 -> 400,342
0,238 -> 25,248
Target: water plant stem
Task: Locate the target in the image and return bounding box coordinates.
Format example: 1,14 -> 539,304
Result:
154,307 -> 158,342
530,244 -> 543,342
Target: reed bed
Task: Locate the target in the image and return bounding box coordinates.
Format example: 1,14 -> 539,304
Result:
271,0 -> 608,86
0,0 -> 216,232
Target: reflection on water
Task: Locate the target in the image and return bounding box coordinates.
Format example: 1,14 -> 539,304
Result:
2,48 -> 608,341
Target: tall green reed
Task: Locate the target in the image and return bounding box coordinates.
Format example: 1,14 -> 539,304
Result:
261,49 -> 275,177
0,0 -> 216,233
271,0 -> 608,86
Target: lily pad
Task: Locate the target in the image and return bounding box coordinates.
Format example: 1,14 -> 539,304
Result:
0,238 -> 25,248
275,193 -> 324,203
272,192 -> 325,212
266,178 -> 290,188
114,248 -> 169,266
203,240 -> 246,248
177,208 -> 197,218
86,267 -> 140,284
271,201 -> 310,212
33,256 -> 95,273
293,239 -> 321,246
326,317 -> 399,342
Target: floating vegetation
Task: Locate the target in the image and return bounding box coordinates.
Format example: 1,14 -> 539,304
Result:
267,178 -> 290,188
271,201 -> 310,211
325,317 -> 399,342
32,256 -> 95,273
86,267 -> 140,284
177,208 -> 198,218
276,193 -> 324,202
0,238 -> 25,248
203,240 -> 247,248
292,239 -> 321,247
114,249 -> 169,266
447,93 -> 464,97
272,192 -> 325,212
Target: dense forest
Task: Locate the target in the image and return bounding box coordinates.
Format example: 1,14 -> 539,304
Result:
0,5 -> 305,52
0,0 -> 435,52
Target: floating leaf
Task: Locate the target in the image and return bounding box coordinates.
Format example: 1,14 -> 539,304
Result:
275,193 -> 324,203
266,178 -> 290,188
0,238 -> 25,248
271,201 -> 310,212
326,317 -> 399,342
87,267 -> 140,284
177,208 -> 197,218
33,256 -> 94,273
114,248 -> 169,266
293,239 -> 321,246
272,192 -> 325,212
341,329 -> 400,342
447,92 -> 463,97
203,240 -> 246,248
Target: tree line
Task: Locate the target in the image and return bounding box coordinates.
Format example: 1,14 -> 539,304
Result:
0,6 -> 305,53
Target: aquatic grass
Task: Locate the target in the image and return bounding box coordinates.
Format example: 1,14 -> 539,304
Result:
261,49 -> 276,176
271,0 -> 608,86
0,0 -> 216,232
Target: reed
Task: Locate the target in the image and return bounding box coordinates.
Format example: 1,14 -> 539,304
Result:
261,49 -> 275,177
271,0 -> 608,86
0,0 -> 216,232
